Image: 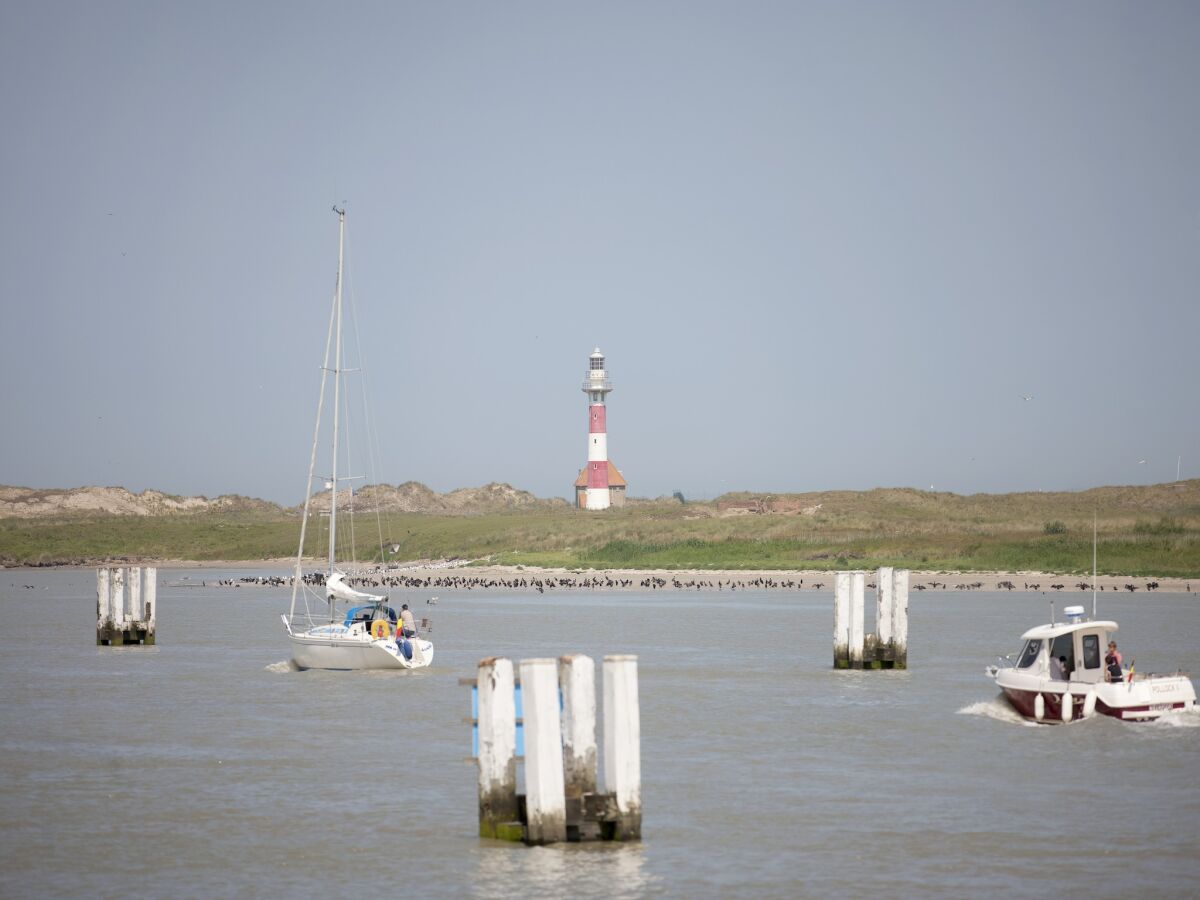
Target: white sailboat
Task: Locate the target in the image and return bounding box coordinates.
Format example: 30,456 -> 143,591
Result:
281,206 -> 433,671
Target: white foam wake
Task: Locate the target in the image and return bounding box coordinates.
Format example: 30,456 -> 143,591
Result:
264,659 -> 299,673
957,696 -> 1041,726
1149,705 -> 1200,728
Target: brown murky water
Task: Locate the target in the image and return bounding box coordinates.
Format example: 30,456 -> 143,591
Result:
2,568 -> 1197,897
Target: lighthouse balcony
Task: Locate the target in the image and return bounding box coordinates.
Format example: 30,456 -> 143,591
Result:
581,378 -> 612,392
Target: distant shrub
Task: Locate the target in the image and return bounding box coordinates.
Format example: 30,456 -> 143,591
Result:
672,491 -> 686,505
1043,521 -> 1067,535
1133,517 -> 1185,535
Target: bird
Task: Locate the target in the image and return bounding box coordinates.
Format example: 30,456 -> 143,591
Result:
1021,395 -> 1034,401
1138,459 -> 1147,465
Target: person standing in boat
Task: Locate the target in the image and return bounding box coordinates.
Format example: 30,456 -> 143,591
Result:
1105,641 -> 1124,682
400,603 -> 416,638
1051,655 -> 1069,681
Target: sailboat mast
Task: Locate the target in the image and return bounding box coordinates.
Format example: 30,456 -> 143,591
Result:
329,206 -> 345,574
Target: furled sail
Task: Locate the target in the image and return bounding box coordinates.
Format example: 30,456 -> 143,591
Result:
325,571 -> 385,605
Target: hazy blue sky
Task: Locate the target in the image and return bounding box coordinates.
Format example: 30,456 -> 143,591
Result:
2,2 -> 1197,504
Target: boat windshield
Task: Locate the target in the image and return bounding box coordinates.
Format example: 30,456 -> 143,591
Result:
1017,639 -> 1042,668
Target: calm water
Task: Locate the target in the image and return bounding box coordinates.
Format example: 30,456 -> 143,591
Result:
2,568 -> 1198,899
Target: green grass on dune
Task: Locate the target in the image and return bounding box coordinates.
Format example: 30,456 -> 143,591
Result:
493,533 -> 1200,577
3,482 -> 1199,576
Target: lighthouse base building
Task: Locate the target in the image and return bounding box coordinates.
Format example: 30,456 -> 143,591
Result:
574,462 -> 627,509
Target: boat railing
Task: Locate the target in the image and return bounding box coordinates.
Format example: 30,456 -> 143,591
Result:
284,612 -> 344,632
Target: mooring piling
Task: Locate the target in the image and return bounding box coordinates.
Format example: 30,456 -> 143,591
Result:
559,653 -> 598,798
892,568 -> 909,667
520,658 -> 568,845
468,653 -> 642,845
849,572 -> 866,667
833,571 -> 850,667
603,654 -> 642,841
875,566 -> 894,646
96,566 -> 156,646
476,657 -> 519,840
834,568 -> 908,669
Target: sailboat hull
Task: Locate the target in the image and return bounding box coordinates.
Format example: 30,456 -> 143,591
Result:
289,632 -> 434,671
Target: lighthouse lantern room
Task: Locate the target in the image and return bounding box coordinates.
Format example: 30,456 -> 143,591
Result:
574,348 -> 626,509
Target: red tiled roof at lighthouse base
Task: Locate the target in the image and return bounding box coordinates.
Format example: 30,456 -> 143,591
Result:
573,462 -> 627,488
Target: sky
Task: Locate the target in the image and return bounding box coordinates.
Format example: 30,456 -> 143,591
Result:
1,1 -> 1197,505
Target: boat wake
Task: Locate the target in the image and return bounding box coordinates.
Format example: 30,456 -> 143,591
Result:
265,659 -> 300,673
957,696 -> 1042,727
1148,705 -> 1200,728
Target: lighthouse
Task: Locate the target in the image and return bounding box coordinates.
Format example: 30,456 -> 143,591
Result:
574,348 -> 626,509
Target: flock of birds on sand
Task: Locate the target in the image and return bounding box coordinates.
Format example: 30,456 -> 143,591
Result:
204,573 -> 1179,595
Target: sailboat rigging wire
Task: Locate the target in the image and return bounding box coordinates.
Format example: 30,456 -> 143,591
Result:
343,229 -> 391,564
340,370 -> 358,565
290,220 -> 341,624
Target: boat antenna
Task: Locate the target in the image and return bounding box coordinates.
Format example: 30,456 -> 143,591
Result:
1092,511 -> 1098,619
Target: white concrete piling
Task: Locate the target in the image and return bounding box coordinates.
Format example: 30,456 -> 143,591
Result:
834,572 -> 851,668
476,657 -> 519,839
128,566 -> 141,624
96,567 -> 157,646
892,569 -> 909,668
875,566 -> 894,646
144,567 -> 157,633
520,658 -> 567,845
559,654 -> 598,798
849,572 -> 865,668
470,652 -> 642,845
603,654 -> 642,840
96,568 -> 111,639
111,567 -> 126,630
833,568 -> 909,669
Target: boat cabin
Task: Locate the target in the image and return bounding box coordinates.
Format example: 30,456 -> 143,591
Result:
1013,609 -> 1118,685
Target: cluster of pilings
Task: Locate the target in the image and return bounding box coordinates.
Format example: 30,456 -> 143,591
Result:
96,567 -> 157,646
472,653 -> 641,845
833,567 -> 908,669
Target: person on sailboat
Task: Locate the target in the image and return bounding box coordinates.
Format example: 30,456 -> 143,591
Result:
400,604 -> 416,638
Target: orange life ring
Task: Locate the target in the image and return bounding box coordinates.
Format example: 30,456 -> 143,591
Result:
370,619 -> 391,639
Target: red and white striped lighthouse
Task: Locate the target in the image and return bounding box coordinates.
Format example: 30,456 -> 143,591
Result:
575,347 -> 626,510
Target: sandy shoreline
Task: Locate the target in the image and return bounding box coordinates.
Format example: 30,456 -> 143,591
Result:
18,558 -> 1197,593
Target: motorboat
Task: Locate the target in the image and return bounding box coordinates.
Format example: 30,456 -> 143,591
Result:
987,605 -> 1194,723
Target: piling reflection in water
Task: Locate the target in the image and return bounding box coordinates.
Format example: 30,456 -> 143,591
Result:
469,842 -> 652,900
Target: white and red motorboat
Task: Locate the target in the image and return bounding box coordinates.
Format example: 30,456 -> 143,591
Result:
987,605 -> 1195,723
